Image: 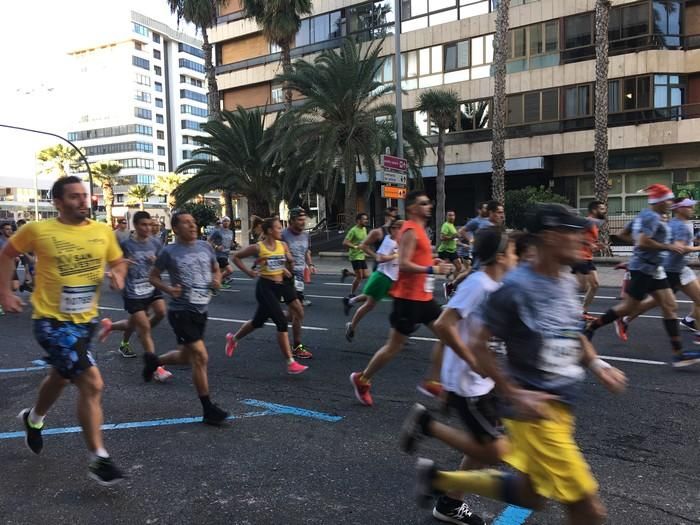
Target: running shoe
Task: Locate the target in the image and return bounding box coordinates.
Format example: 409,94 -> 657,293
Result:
417,380 -> 443,399
118,341 -> 136,358
302,298 -> 312,307
672,350 -> 700,368
287,361 -> 308,375
142,352 -> 159,382
415,457 -> 439,508
350,372 -> 373,406
153,366 -> 173,382
19,282 -> 33,293
680,318 -> 697,332
342,296 -> 352,316
341,269 -> 352,283
433,497 -> 486,525
694,334 -> 700,346
399,403 -> 428,454
88,457 -> 125,487
293,344 -> 313,359
97,318 -> 113,343
225,333 -> 237,357
345,322 -> 355,342
17,408 -> 43,455
202,403 -> 229,426
220,282 -> 232,290
614,318 -> 628,342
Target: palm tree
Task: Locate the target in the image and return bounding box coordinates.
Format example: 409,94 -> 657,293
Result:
167,0 -> 228,120
173,107 -> 279,217
128,184 -> 155,210
491,0 -> 511,204
242,0 -> 312,111
594,0 -> 612,255
273,38 -> 394,228
417,89 -> 460,229
37,144 -> 81,178
91,161 -> 121,225
154,172 -> 184,213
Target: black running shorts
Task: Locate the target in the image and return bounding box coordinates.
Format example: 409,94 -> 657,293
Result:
570,260 -> 596,275
627,270 -> 670,301
168,310 -> 207,345
351,260 -> 368,271
389,297 -> 443,336
445,391 -> 504,444
123,293 -> 163,315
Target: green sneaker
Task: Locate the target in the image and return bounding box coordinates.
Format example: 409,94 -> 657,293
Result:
118,342 -> 136,358
220,282 -> 231,290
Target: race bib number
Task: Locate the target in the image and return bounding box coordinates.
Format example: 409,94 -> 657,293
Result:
424,275 -> 435,293
267,256 -> 286,270
681,266 -> 696,286
654,267 -> 667,280
539,337 -> 585,380
294,278 -> 305,292
133,280 -> 155,297
60,285 -> 97,314
188,286 -> 211,305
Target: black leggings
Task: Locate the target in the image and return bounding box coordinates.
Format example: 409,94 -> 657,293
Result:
252,278 -> 295,332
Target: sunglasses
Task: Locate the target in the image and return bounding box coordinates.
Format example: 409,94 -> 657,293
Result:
416,200 -> 432,206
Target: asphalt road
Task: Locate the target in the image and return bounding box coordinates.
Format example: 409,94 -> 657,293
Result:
0,273 -> 699,524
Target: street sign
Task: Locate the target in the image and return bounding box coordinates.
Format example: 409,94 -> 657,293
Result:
378,171 -> 407,185
381,154 -> 408,172
381,185 -> 407,199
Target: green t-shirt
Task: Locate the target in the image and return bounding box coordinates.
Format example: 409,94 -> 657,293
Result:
345,225 -> 367,261
438,222 -> 458,253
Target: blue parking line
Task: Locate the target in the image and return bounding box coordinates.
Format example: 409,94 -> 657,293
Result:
493,505 -> 533,525
0,366 -> 48,374
242,399 -> 343,422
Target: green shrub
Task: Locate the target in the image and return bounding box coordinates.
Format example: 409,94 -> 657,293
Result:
504,186 -> 570,230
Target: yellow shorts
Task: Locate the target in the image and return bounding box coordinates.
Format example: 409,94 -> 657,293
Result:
503,401 -> 598,504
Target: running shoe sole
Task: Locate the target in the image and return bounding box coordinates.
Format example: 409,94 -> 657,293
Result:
349,373 -> 372,406
399,403 -> 427,454
672,357 -> 700,368
614,320 -> 628,342
416,384 -> 442,399
680,320 -> 698,332
88,471 -> 125,487
118,348 -> 136,358
345,322 -> 354,342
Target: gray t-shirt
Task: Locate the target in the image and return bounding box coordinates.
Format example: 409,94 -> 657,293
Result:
482,264 -> 586,406
154,240 -> 216,313
664,218 -> 693,273
121,237 -> 162,299
115,229 -> 131,244
210,227 -> 234,258
281,228 -> 309,280
629,209 -> 669,275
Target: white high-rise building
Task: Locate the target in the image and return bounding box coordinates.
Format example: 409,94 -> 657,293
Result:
67,11 -> 208,219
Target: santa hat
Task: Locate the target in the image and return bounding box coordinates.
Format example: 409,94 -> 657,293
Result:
644,184 -> 674,204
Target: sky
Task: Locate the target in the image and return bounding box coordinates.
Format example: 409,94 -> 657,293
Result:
0,0 -> 195,185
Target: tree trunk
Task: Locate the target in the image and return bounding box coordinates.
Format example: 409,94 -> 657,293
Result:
281,43 -> 293,112
491,0 -> 510,205
594,0 -> 612,256
224,191 -> 235,219
202,27 -> 221,121
103,184 -> 114,225
168,193 -> 177,214
435,128 -> 446,230
343,154 -> 357,229
140,201 -> 145,211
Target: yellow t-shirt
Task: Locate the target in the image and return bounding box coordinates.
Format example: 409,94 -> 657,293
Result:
10,219 -> 123,323
257,240 -> 287,277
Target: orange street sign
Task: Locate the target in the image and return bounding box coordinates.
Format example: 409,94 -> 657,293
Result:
381,185 -> 407,199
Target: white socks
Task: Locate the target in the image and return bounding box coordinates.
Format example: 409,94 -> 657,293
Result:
28,408 -> 44,428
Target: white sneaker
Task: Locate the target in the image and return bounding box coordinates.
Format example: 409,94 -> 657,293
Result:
153,366 -> 173,382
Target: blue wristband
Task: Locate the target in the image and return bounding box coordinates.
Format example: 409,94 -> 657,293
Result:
426,265 -> 434,274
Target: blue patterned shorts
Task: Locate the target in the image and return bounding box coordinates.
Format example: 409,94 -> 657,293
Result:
33,318 -> 97,380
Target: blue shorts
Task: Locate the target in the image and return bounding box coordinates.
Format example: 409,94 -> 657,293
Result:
33,318 -> 97,380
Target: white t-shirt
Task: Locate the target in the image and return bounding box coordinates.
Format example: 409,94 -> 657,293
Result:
376,235 -> 399,281
440,271 -> 498,398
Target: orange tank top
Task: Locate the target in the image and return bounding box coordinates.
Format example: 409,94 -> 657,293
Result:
391,220 -> 434,301
580,223 -> 599,261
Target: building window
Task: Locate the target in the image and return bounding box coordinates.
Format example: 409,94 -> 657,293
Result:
181,104 -> 208,117
134,41 -> 144,51
564,85 -> 592,118
401,0 -> 492,33
456,100 -> 491,131
507,90 -> 559,125
83,141 -> 153,156
157,130 -> 165,140
154,65 -> 162,75
156,114 -> 164,124
653,74 -> 684,108
155,98 -> 164,108
271,84 -> 284,104
135,74 -> 151,86
444,40 -> 469,72
508,20 -> 559,73
178,42 -> 205,58
157,146 -> 166,156
68,124 -> 153,141
153,49 -> 161,60
564,13 -> 593,50
133,22 -> 149,37
346,2 -> 393,42
179,58 -> 205,73
180,89 -> 207,103
135,107 -> 152,120
653,0 -> 682,47
181,120 -> 202,130
132,56 -> 150,70
135,90 -> 151,103
155,81 -> 163,92
182,150 -> 193,160
158,162 -> 166,172
180,75 -> 203,87
152,33 -> 161,43
118,158 -> 155,169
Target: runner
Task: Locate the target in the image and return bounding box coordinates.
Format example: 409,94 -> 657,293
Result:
585,184 -> 700,367
571,201 -> 606,320
15,219 -> 35,292
438,210 -> 463,278
281,207 -> 314,358
145,211 -> 229,425
414,203 -> 628,525
349,190 -> 453,406
344,218 -> 402,342
0,175 -> 127,485
209,216 -> 235,289
400,228 -> 517,525
226,217 -> 309,375
0,222 -> 20,293
97,211 -> 170,381
341,213 -> 369,296
114,218 -> 130,243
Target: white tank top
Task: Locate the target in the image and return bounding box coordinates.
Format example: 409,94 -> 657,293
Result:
377,236 -> 399,281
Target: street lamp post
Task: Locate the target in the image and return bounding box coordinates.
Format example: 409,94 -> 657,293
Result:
0,123 -> 95,219
393,0 -> 405,216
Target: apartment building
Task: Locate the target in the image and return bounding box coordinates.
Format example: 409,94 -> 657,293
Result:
67,11 -> 208,218
210,0 -> 700,220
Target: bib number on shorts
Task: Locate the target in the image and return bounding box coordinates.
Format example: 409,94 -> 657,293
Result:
133,280 -> 155,297
654,267 -> 667,280
60,285 -> 97,314
424,275 -> 435,293
188,286 -> 211,305
539,337 -> 584,380
294,277 -> 305,292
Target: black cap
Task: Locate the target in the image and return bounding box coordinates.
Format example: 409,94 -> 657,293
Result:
526,203 -> 589,233
289,207 -> 306,220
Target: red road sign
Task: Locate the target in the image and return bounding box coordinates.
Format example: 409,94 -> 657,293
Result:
381,155 -> 408,172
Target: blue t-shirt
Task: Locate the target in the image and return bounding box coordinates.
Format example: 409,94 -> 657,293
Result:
465,217 -> 493,236
154,240 -> 216,313
629,209 -> 669,275
481,264 -> 586,406
121,237 -> 162,299
664,218 -> 693,273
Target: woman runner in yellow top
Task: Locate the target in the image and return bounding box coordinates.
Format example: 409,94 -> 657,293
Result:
226,217 -> 308,375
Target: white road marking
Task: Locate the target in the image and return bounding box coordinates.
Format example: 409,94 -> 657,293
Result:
584,294 -> 692,304
322,282 -> 352,286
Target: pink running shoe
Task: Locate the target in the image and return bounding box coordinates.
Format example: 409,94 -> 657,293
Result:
225,333 -> 237,357
287,361 -> 308,375
153,366 -> 173,382
97,318 -> 113,343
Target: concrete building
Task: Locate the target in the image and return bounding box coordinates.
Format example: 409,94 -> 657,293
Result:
210,0 -> 700,223
67,11 -> 208,222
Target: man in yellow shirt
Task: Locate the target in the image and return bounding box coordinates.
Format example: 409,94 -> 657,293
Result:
0,176 -> 127,487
